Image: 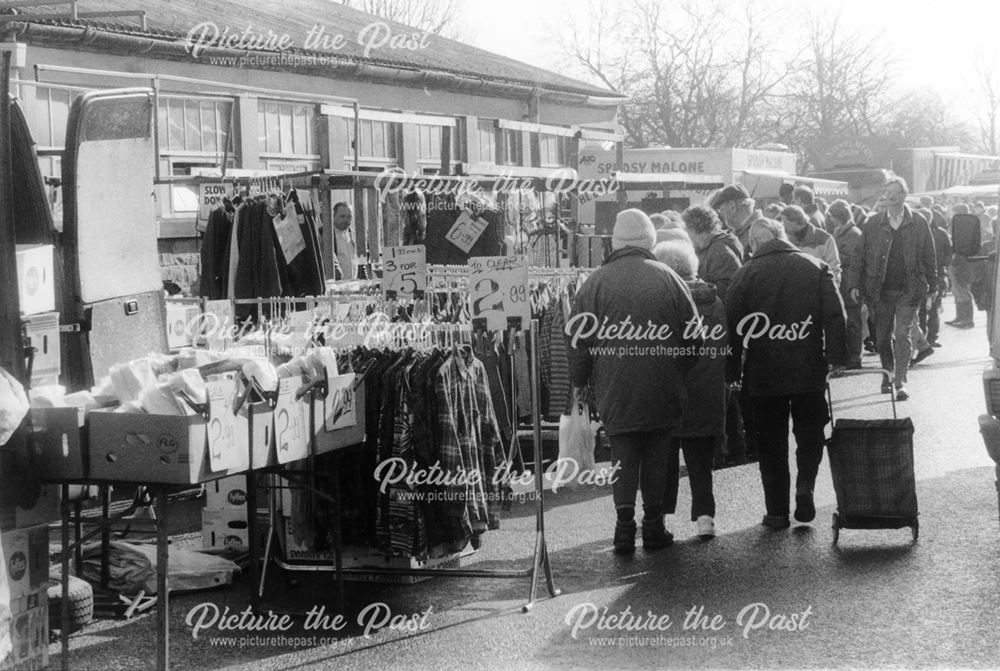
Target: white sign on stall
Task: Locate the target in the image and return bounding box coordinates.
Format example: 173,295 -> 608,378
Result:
446,211 -> 490,253
206,373 -> 241,472
198,183 -> 228,225
324,373 -> 357,431
381,245 -> 427,299
275,376 -> 309,464
468,255 -> 530,331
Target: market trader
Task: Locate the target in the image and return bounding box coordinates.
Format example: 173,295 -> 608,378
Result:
332,201 -> 356,280
567,209 -> 701,555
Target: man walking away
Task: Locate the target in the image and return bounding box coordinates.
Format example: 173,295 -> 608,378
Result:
727,219 -> 847,529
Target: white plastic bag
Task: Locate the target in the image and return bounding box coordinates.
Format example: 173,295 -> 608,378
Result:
558,399 -> 597,477
0,367 -> 29,447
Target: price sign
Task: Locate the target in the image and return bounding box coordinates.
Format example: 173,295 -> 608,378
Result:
206,373 -> 241,472
468,255 -> 530,331
275,376 -> 308,464
382,245 -> 427,300
197,183 -> 228,227
446,211 -> 490,253
325,373 -> 357,431
273,202 -> 306,264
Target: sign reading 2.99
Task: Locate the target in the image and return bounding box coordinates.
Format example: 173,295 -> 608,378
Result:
468,255 -> 530,331
382,245 -> 427,299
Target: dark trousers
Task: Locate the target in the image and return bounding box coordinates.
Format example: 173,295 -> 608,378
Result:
747,391 -> 829,517
874,290 -> 918,386
608,430 -> 670,518
844,301 -> 863,367
920,293 -> 942,344
664,437 -> 716,520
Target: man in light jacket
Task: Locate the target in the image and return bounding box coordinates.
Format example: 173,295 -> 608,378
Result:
568,209 -> 701,554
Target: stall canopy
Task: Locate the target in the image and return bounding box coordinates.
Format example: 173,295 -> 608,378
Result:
910,183 -> 1000,201
612,172 -> 726,191
738,169 -> 849,199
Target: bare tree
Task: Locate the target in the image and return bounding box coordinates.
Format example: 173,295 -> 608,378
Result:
338,0 -> 464,38
777,8 -> 898,171
971,38 -> 1000,154
558,0 -> 787,149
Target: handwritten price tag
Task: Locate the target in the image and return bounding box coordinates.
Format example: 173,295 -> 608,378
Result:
468,255 -> 530,331
206,373 -> 240,472
274,376 -> 308,464
324,373 -> 357,431
382,245 -> 427,299
446,211 -> 490,253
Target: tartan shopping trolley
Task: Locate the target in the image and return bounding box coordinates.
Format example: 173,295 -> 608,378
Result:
826,369 -> 919,544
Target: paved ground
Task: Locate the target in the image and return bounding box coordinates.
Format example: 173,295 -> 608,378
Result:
49,297 -> 1000,670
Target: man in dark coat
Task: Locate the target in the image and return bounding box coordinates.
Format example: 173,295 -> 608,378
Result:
726,218 -> 847,529
710,184 -> 765,261
860,177 -> 937,400
568,209 -> 701,554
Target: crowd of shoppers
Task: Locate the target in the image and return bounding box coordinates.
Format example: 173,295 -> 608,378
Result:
567,179 -> 994,550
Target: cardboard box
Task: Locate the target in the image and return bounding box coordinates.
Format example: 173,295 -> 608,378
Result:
14,245 -> 55,316
31,407 -> 87,481
88,409 -> 228,485
165,303 -> 200,350
22,312 -> 60,385
13,485 -> 59,530
0,586 -> 48,671
232,401 -> 274,473
205,475 -> 248,510
202,508 -> 248,551
1,526 -> 48,600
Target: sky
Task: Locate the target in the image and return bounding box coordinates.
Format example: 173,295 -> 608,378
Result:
457,0 -> 1000,126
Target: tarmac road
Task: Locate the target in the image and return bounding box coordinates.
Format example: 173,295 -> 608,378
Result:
51,297 -> 1000,670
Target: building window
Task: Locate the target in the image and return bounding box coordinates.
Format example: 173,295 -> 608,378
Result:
476,118 -> 496,164
29,86 -> 72,150
159,97 -> 234,154
500,128 -> 522,166
417,124 -> 441,160
345,118 -> 400,162
258,100 -> 317,157
539,133 -> 570,167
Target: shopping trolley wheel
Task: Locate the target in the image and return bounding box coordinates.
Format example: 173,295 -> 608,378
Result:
911,518 -> 919,542
831,512 -> 840,545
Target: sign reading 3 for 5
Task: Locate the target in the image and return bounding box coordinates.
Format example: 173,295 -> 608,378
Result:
382,245 -> 427,299
468,255 -> 530,331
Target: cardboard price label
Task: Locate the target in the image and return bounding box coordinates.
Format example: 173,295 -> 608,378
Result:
446,211 -> 490,254
468,255 -> 530,331
382,245 -> 427,299
274,376 -> 308,464
206,374 -> 241,472
325,373 -> 357,431
273,202 -> 306,264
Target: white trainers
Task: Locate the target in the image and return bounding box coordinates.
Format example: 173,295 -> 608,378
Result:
696,515 -> 715,539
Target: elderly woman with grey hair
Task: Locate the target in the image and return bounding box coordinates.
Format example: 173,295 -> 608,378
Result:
652,240 -> 725,539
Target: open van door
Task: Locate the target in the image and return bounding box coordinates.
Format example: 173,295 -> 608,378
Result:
60,88 -> 166,388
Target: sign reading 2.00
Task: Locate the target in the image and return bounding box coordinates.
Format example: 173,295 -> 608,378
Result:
382,245 -> 427,299
468,255 -> 530,331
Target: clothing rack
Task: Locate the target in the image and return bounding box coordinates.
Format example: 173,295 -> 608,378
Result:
244,317 -> 559,614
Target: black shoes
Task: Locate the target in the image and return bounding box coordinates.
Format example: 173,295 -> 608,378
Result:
947,320 -> 974,329
911,347 -> 935,366
881,379 -> 893,394
895,385 -> 909,401
613,520 -> 636,555
794,493 -> 816,523
641,517 -> 674,551
761,514 -> 791,529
